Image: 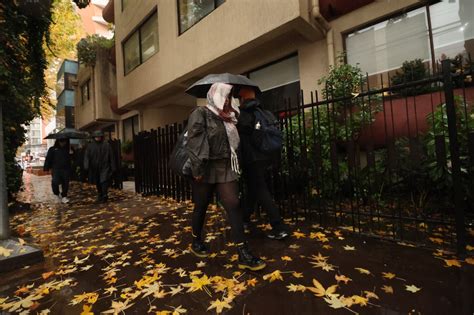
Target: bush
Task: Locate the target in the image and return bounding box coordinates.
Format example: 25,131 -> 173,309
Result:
391,59 -> 432,96
77,35 -> 114,67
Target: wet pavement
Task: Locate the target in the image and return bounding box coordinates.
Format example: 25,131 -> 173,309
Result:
1,173 -> 473,314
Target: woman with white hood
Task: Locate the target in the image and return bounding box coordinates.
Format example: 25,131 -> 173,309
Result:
186,82 -> 266,271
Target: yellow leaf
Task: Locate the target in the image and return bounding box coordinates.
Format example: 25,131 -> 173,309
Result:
287,283 -> 306,292
381,285 -> 394,294
355,267 -> 371,275
323,295 -> 346,309
263,270 -> 283,282
364,290 -> 379,300
18,238 -> 26,246
382,272 -> 395,279
351,295 -> 368,306
42,272 -> 55,280
184,275 -> 211,292
405,284 -> 421,293
281,256 -> 293,262
292,231 -> 306,239
343,245 -> 355,251
0,246 -> 13,257
247,278 -> 257,287
465,257 -> 474,265
292,272 -> 303,278
306,279 -> 338,297
466,245 -> 474,251
335,274 -> 351,284
207,299 -> 232,314
443,259 -> 461,267
429,237 -> 444,244
80,304 -> 94,315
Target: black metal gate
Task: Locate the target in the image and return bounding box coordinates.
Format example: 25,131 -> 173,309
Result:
134,59 -> 473,252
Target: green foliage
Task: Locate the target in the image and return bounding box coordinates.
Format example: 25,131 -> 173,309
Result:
0,0 -> 53,197
391,59 -> 431,96
121,140 -> 133,155
282,54 -> 381,201
77,35 -> 114,67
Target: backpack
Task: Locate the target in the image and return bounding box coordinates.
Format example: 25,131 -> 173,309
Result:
169,108 -> 206,177
169,127 -> 193,177
251,107 -> 283,155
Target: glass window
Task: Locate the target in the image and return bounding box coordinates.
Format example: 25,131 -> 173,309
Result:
178,0 -> 225,34
430,0 -> 474,60
346,7 -> 430,75
124,32 -> 140,74
140,13 -> 159,62
81,79 -> 90,105
123,115 -> 139,142
123,11 -> 158,75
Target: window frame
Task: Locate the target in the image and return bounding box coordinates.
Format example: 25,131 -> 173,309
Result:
122,114 -> 139,142
342,3 -> 437,74
177,0 -> 225,35
122,8 -> 158,76
80,79 -> 91,105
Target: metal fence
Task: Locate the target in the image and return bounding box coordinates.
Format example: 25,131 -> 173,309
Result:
134,59 -> 473,252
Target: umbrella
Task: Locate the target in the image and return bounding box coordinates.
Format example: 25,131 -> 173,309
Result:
44,128 -> 89,139
185,73 -> 261,98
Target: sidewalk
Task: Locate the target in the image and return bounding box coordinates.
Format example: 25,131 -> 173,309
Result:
1,173 -> 473,314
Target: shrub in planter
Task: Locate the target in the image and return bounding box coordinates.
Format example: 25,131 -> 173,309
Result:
391,59 -> 432,96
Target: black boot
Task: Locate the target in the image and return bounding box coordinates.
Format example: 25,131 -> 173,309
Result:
267,224 -> 289,240
190,238 -> 209,258
237,243 -> 266,271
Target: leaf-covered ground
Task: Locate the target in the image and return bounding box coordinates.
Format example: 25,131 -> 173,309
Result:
1,174 -> 473,314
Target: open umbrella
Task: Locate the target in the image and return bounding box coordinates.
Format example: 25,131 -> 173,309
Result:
44,128 -> 89,139
185,73 -> 261,98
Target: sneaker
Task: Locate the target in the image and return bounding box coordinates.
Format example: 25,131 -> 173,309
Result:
61,197 -> 70,204
237,244 -> 266,271
267,226 -> 289,240
190,239 -> 209,258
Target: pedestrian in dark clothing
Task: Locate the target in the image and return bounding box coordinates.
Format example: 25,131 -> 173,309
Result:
186,82 -> 266,271
237,87 -> 289,240
84,131 -> 116,202
43,139 -> 71,204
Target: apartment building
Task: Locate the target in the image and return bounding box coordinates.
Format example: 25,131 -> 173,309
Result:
108,0 -> 473,136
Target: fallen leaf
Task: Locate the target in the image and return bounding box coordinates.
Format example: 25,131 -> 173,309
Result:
169,286 -> 184,296
0,247 -> 13,257
382,272 -> 396,279
306,279 -> 338,297
364,290 -> 379,300
465,257 -> 474,265
355,267 -> 371,275
292,272 -> 303,278
443,259 -> 461,267
80,304 -> 94,315
42,271 -> 55,280
281,256 -> 293,262
405,284 -> 421,293
381,285 -> 394,294
263,270 -> 283,282
246,278 -> 257,287
207,299 -> 232,314
335,274 -> 352,284
323,295 -> 346,309
292,231 -> 306,239
343,245 -> 355,251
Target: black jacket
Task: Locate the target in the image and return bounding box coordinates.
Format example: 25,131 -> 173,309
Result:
237,99 -> 270,165
44,146 -> 71,171
84,140 -> 116,183
186,106 -> 231,177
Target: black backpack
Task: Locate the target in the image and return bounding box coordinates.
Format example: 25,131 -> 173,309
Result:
169,127 -> 193,177
251,107 -> 283,155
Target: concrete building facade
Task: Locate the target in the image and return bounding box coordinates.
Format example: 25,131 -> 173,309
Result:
105,0 -> 473,137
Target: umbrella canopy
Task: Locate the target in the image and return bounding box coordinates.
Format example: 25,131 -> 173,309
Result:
185,73 -> 261,98
44,128 -> 89,139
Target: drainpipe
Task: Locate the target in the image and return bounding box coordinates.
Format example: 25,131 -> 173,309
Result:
311,0 -> 334,67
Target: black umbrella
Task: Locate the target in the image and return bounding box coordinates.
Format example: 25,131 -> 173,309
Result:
185,73 -> 261,98
44,128 -> 89,139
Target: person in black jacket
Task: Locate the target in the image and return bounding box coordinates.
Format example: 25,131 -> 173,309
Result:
186,82 -> 266,271
84,131 -> 116,202
237,87 -> 289,240
43,138 -> 71,203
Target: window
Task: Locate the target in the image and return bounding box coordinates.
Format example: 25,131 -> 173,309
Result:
345,0 -> 474,76
246,55 -> 300,113
178,0 -> 225,34
123,11 -> 158,75
123,115 -> 139,142
81,79 -> 90,105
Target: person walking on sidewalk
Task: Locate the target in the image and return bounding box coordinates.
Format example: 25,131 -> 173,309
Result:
237,87 -> 289,240
43,138 -> 71,204
84,131 -> 116,203
186,82 -> 266,271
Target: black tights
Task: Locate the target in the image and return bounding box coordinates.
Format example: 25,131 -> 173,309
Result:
191,180 -> 245,245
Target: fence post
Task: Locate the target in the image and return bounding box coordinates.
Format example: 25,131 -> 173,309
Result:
442,59 -> 466,256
